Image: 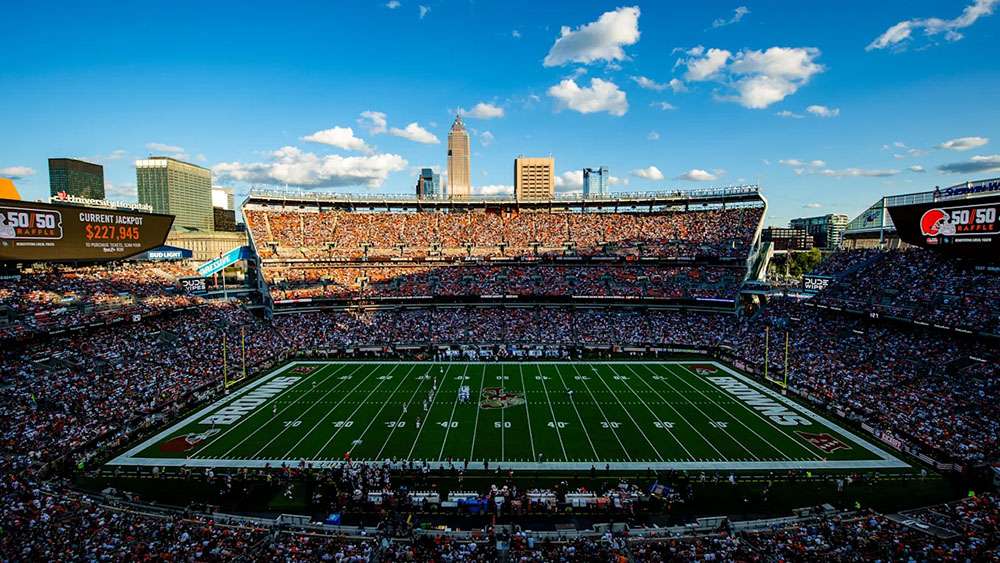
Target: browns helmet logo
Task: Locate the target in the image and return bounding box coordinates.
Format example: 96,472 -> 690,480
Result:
480,387 -> 525,409
920,208 -> 955,237
159,429 -> 220,453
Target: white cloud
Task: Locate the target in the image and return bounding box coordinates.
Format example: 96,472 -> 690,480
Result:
631,75 -> 668,91
0,166 -> 35,179
302,126 -> 371,152
479,131 -> 495,146
554,170 -> 584,192
727,47 -> 825,108
938,154 -> 1000,174
512,30 -> 521,39
647,131 -> 661,141
867,0 -> 998,51
779,159 -> 827,169
358,111 -> 388,135
388,122 -> 440,144
776,110 -> 804,119
682,48 -> 731,81
458,102 -> 505,119
145,142 -> 188,159
802,202 -> 823,209
212,146 -> 407,189
548,78 -> 628,116
631,166 -> 664,181
819,167 -> 900,178
608,175 -> 628,186
476,184 -> 514,196
105,182 -> 137,199
667,78 -> 687,93
937,136 -> 989,151
543,6 -> 641,67
806,104 -> 840,117
385,0 -> 400,8
909,165 -> 926,173
650,101 -> 677,111
712,6 -> 750,28
418,5 -> 429,18
676,169 -> 719,181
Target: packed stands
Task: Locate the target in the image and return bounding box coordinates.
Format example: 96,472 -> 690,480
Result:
244,206 -> 764,261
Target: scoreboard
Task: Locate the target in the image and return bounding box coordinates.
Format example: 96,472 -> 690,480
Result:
0,198 -> 174,261
888,194 -> 1000,256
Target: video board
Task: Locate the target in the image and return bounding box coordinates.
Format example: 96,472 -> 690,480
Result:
888,194 -> 999,256
0,198 -> 174,261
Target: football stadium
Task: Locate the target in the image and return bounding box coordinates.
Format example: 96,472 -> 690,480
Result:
3,3 -> 1000,560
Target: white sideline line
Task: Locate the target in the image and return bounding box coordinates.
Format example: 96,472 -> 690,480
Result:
552,364 -> 600,459
569,364 -> 632,462
535,364 -> 568,461
109,361 -> 907,471
592,365 -> 663,462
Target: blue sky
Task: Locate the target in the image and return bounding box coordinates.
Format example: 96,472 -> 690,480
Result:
1,0 -> 998,225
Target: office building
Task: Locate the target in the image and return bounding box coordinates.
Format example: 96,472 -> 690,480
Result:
212,186 -> 235,210
213,207 -> 238,232
447,115 -> 471,197
136,157 -> 213,231
762,227 -> 814,251
416,168 -> 441,198
48,158 -> 105,199
790,213 -> 849,250
582,166 -> 609,198
514,157 -> 555,200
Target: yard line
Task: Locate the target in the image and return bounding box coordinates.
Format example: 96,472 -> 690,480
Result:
518,363 -> 537,461
622,364 -> 728,460
202,363 -> 354,458
408,361 -> 454,461
535,364 -> 568,461
591,365 -> 663,462
374,364 -> 434,461
346,365 -> 419,458
570,364 -> 632,461
552,364 -> 600,460
309,364 -> 409,460
467,364 -> 487,462
636,364 -> 760,460
605,363 -> 693,459
675,364 -> 818,460
437,364 -> 469,460
244,363 -> 382,459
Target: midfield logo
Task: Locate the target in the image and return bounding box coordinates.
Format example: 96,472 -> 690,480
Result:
291,365 -> 318,374
480,387 -> 525,409
159,429 -> 221,453
690,364 -> 718,375
796,431 -> 849,454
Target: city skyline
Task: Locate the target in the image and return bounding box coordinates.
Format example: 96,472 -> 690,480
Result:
1,1 -> 998,225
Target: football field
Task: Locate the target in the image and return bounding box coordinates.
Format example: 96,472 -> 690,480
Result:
110,361 -> 907,471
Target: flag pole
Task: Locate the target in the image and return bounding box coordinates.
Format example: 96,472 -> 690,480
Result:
784,331 -> 790,388
222,332 -> 229,387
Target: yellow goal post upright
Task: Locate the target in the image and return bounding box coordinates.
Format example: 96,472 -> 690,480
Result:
763,326 -> 791,390
222,327 -> 250,389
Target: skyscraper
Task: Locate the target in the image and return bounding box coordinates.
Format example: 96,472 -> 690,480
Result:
136,157 -> 213,231
514,157 -> 555,200
416,168 -> 441,198
48,158 -> 105,199
582,166 -> 609,198
447,115 -> 471,197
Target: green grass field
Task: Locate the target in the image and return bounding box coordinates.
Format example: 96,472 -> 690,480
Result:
110,361 -> 907,471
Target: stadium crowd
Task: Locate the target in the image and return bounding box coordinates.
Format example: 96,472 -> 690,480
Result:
244,206 -> 763,260
266,264 -> 741,302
